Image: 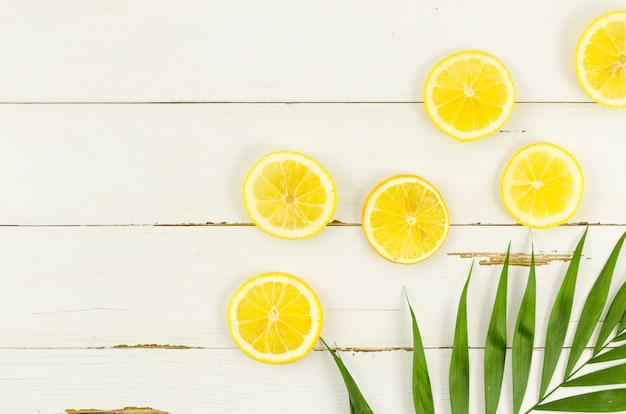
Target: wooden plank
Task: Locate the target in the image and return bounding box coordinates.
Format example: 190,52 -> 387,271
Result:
0,0 -> 613,102
1,224 -> 624,349
0,103 -> 624,225
0,347 -> 593,414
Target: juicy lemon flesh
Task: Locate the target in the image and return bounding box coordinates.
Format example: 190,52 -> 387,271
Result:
583,20 -> 626,100
508,151 -> 575,220
433,58 -> 508,133
252,159 -> 327,231
369,182 -> 448,261
236,281 -> 312,355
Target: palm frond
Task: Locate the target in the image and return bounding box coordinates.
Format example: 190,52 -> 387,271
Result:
539,228 -> 587,397
535,389 -> 626,412
565,232 -> 626,379
449,263 -> 472,414
406,291 -> 435,414
321,338 -> 374,414
484,247 -> 509,414
512,248 -> 536,414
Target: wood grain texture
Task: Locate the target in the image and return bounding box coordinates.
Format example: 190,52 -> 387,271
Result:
0,0 -> 620,102
1,225 -> 624,350
0,103 -> 625,225
0,347 -> 599,414
3,1 -> 626,413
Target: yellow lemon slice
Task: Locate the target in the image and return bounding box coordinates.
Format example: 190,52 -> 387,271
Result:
424,50 -> 516,141
243,151 -> 337,239
500,143 -> 584,229
362,175 -> 450,264
575,10 -> 626,107
228,272 -> 323,364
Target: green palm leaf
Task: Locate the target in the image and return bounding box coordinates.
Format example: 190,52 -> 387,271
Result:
406,292 -> 435,414
595,274 -> 626,354
484,247 -> 509,414
617,310 -> 626,334
535,389 -> 626,412
321,338 -> 374,414
590,343 -> 626,363
615,331 -> 626,342
539,228 -> 587,397
512,248 -> 536,414
564,363 -> 626,387
565,232 -> 626,379
450,263 -> 472,414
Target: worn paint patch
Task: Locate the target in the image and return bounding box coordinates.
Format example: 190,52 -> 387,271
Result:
448,252 -> 572,266
113,344 -> 192,349
66,407 -> 168,414
334,347 -> 412,352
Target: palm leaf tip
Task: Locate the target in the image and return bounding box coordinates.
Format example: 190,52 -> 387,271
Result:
320,338 -> 374,414
450,262 -> 472,414
405,292 -> 435,414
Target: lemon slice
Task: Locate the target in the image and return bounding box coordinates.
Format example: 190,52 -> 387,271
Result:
500,143 -> 584,229
243,151 -> 337,239
424,50 -> 516,141
575,10 -> 626,107
362,175 -> 450,264
228,272 -> 323,364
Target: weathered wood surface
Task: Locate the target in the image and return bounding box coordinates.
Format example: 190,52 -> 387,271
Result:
0,0 -> 616,102
0,103 -> 624,226
2,1 -> 625,413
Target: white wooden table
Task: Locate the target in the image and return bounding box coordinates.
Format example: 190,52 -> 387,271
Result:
1,1 -> 625,413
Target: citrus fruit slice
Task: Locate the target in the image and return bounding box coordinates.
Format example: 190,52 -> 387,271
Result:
228,272 -> 323,364
243,151 -> 337,239
424,50 -> 516,141
575,10 -> 626,107
500,142 -> 584,229
362,175 -> 450,264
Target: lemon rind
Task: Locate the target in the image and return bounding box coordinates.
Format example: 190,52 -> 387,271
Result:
228,272 -> 323,364
424,50 -> 516,142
